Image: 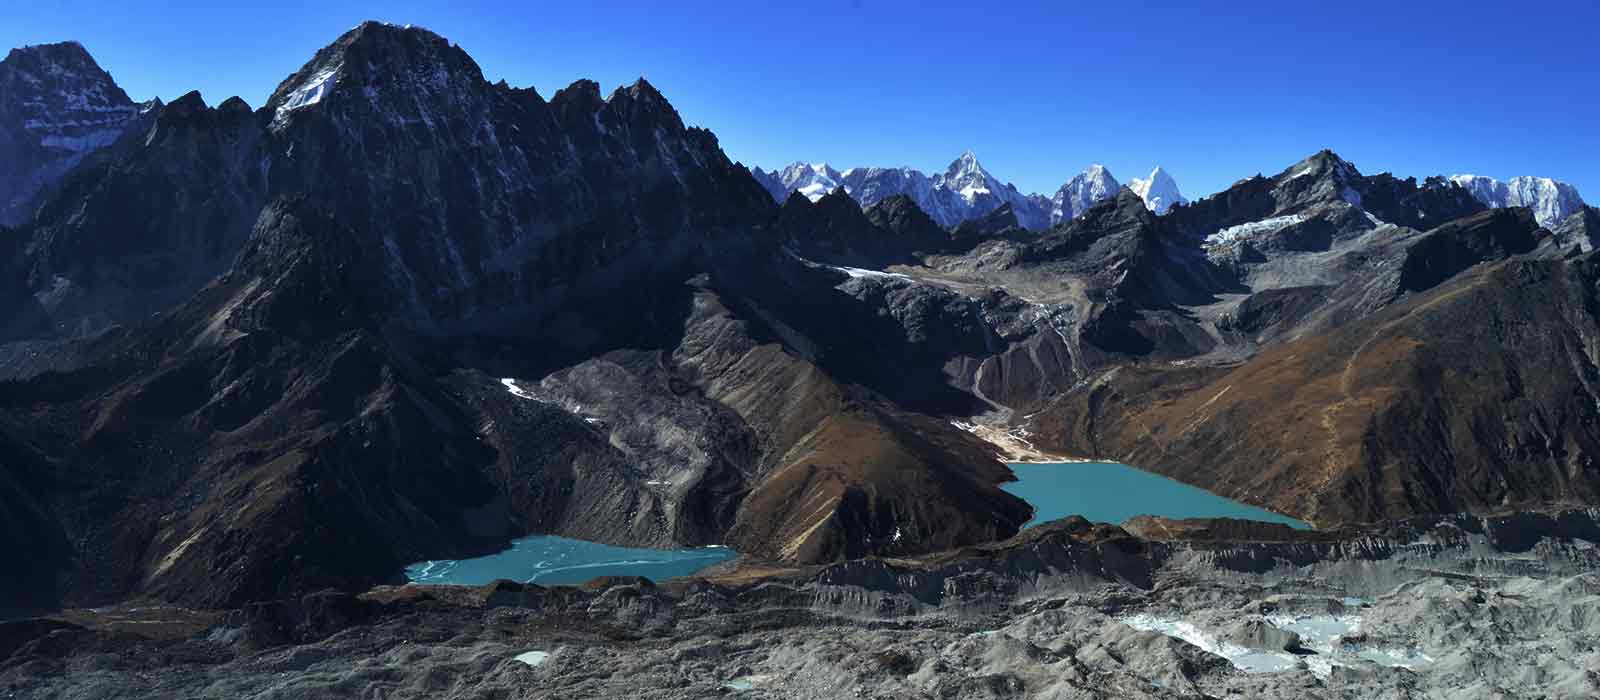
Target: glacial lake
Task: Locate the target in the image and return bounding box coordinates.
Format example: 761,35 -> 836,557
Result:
1002,462 -> 1309,529
405,535 -> 736,586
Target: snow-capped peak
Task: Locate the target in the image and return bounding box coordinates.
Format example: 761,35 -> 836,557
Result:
748,150 -> 1050,229
936,150 -> 1011,206
1051,164 -> 1121,225
944,150 -> 987,182
1129,166 -> 1187,215
1449,173 -> 1586,227
774,161 -> 848,201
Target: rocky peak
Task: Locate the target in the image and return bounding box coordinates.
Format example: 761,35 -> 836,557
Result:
1,40 -> 143,225
611,77 -> 667,109
938,150 -> 994,196
780,189 -> 814,212
864,194 -> 943,237
2,42 -> 122,95
217,96 -> 252,115
1280,149 -> 1361,185
265,21 -> 484,131
952,201 -> 1021,240
1551,206 -> 1600,253
813,185 -> 860,214
944,149 -> 983,179
1266,149 -> 1370,214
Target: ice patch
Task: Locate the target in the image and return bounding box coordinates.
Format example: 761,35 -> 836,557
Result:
836,266 -> 909,280
513,650 -> 549,667
273,63 -> 341,127
1267,614 -> 1358,652
958,184 -> 991,201
797,182 -> 830,200
501,377 -> 537,400
39,129 -> 123,152
1120,614 -> 1298,673
1205,214 -> 1307,247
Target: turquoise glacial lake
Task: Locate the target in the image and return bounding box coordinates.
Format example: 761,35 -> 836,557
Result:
1002,462 -> 1309,529
405,535 -> 736,586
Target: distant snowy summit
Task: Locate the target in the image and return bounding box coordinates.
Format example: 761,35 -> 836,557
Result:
752,155 -> 1185,230
1128,166 -> 1188,215
753,151 -> 1050,229
1448,174 -> 1586,227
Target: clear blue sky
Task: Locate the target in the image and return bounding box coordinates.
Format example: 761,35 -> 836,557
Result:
5,1 -> 1596,200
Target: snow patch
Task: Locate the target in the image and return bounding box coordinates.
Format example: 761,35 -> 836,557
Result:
836,266 -> 909,280
1205,214 -> 1307,246
273,63 -> 342,127
39,129 -> 122,152
1120,615 -> 1297,673
513,650 -> 549,667
500,378 -> 537,401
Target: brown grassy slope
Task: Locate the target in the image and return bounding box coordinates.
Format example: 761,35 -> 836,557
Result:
1037,255 -> 1600,525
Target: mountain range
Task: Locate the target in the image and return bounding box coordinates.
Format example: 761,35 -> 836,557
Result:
2,24 -> 1599,624
1448,174 -> 1587,227
752,160 -> 1591,235
752,155 -> 1189,230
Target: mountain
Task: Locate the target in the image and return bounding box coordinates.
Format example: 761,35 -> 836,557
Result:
1551,205 -> 1600,252
0,23 -> 1030,610
0,42 -> 151,225
750,162 -> 843,202
922,150 -> 1051,230
1449,174 -> 1586,227
4,22 -> 1599,627
1049,163 -> 1121,225
1127,166 -> 1187,214
754,151 -> 1051,230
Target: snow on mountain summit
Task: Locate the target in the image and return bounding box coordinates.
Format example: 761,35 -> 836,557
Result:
752,151 -> 1049,229
1128,166 -> 1187,215
1051,164 -> 1121,225
1448,174 -> 1585,227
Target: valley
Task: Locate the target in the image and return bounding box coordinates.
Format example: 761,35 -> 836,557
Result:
1,19 -> 1598,699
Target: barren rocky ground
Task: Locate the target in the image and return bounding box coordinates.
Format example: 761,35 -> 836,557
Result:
7,510 -> 1596,699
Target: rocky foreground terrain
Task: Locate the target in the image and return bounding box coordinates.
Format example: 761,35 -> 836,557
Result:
5,509 -> 1597,699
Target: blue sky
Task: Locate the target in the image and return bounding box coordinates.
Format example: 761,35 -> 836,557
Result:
5,1 -> 1596,200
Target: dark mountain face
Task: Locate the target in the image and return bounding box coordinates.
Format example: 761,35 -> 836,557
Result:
0,24 -> 1035,611
2,90 -> 266,346
777,189 -> 958,267
0,42 -> 146,226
